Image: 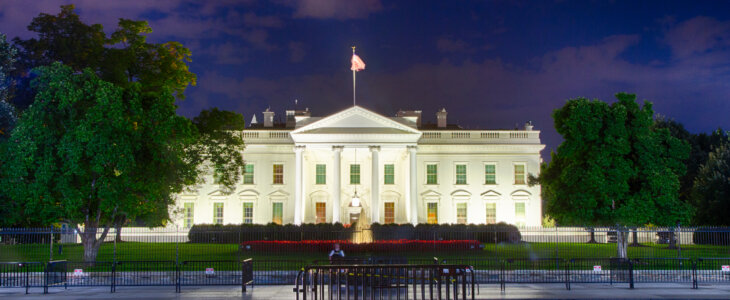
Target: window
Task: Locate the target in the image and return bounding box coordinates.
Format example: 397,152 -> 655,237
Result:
243,164 -> 254,184
316,164 -> 326,184
384,202 -> 395,224
456,203 -> 467,224
273,164 -> 283,184
485,203 -> 496,224
514,164 -> 526,185
243,202 -> 253,224
515,202 -> 526,227
455,164 -> 467,184
427,202 -> 438,224
214,203 -> 224,225
350,164 -> 360,184
384,164 -> 395,185
485,164 -> 496,184
183,203 -> 194,229
272,202 -> 283,225
426,164 -> 438,184
316,202 -> 326,224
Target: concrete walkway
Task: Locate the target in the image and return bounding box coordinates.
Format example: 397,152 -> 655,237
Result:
1,283 -> 729,299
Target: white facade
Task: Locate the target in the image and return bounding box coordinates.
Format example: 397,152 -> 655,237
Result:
172,106 -> 545,227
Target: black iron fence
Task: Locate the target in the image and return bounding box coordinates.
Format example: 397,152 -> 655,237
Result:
0,257 -> 728,294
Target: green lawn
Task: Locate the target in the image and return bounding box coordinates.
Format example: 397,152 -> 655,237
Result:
1,241 -> 728,266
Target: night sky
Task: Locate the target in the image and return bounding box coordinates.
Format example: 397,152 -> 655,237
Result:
1,0 -> 729,154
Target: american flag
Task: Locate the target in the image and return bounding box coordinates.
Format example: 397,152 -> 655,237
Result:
351,54 -> 366,71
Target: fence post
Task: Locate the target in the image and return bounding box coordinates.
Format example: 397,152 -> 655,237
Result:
111,261 -> 116,293
49,228 -> 54,261
628,259 -> 634,289
564,259 -> 570,290
692,259 -> 697,289
500,260 -> 505,292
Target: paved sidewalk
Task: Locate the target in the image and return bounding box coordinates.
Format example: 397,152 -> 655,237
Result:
1,283 -> 729,299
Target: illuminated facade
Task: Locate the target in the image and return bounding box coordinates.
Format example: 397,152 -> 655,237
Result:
173,106 -> 545,227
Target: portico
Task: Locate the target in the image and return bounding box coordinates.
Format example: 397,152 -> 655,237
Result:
289,106 -> 422,225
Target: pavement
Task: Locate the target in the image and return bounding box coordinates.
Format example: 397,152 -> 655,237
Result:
1,283 -> 730,299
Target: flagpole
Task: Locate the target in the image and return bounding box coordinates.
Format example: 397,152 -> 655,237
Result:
352,46 -> 356,106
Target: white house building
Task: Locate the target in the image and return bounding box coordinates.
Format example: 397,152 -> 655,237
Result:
173,106 -> 545,228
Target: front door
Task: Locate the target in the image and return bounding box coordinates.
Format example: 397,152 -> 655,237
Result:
349,212 -> 360,224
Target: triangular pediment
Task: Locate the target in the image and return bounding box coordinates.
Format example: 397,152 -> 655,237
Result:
291,106 -> 421,135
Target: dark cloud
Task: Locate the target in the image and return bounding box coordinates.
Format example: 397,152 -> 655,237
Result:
276,0 -> 383,20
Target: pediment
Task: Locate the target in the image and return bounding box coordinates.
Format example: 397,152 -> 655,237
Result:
291,106 -> 421,135
481,190 -> 502,200
268,189 -> 290,197
450,189 -> 472,197
420,189 -> 441,197
511,189 -> 532,200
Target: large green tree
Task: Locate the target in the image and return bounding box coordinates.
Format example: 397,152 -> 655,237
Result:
691,141 -> 730,226
0,33 -> 17,139
4,6 -> 244,261
540,93 -> 691,258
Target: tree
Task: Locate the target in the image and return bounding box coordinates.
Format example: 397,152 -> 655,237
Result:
692,141 -> 730,225
4,6 -> 243,261
540,93 -> 691,258
0,32 -> 17,139
3,64 -> 145,260
0,32 -> 19,225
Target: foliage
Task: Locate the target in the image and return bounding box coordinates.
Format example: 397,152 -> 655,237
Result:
540,93 -> 691,227
12,5 -> 195,100
188,223 -> 353,243
241,240 -> 482,253
654,117 -> 729,225
691,143 -> 730,225
370,223 -> 522,243
0,32 -> 17,140
2,63 -> 145,234
3,6 -> 244,261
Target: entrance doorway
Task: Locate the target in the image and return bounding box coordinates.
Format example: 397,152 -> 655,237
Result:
349,212 -> 360,224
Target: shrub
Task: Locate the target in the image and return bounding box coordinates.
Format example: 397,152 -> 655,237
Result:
370,223 -> 521,243
187,223 -> 353,243
692,227 -> 730,245
240,239 -> 482,253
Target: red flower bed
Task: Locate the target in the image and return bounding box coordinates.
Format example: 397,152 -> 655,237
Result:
240,239 -> 481,253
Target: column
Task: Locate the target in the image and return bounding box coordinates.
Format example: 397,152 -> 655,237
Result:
332,146 -> 343,223
408,146 -> 418,225
294,145 -> 305,225
370,146 -> 380,224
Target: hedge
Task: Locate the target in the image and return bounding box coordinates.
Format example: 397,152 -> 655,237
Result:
692,227 -> 730,245
188,223 -> 354,243
240,239 -> 482,253
370,223 -> 522,243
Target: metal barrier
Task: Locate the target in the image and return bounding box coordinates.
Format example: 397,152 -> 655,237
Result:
296,264 -> 473,300
630,258 -> 693,287
692,258 -> 730,288
253,259 -> 303,285
0,262 -> 45,294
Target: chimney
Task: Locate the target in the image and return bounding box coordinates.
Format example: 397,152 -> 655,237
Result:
524,121 -> 534,131
285,110 -> 296,128
263,108 -> 274,127
437,108 -> 448,128
396,110 -> 422,127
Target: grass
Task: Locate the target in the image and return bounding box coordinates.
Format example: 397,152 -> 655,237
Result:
1,241 -> 728,266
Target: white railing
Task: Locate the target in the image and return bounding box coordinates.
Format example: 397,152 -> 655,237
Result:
241,130 -> 292,143
419,130 -> 540,144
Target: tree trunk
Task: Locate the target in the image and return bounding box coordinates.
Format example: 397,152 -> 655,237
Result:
629,227 -> 641,247
667,228 -> 677,249
114,215 -> 126,243
587,227 -> 597,243
80,223 -> 112,262
616,228 -> 628,259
